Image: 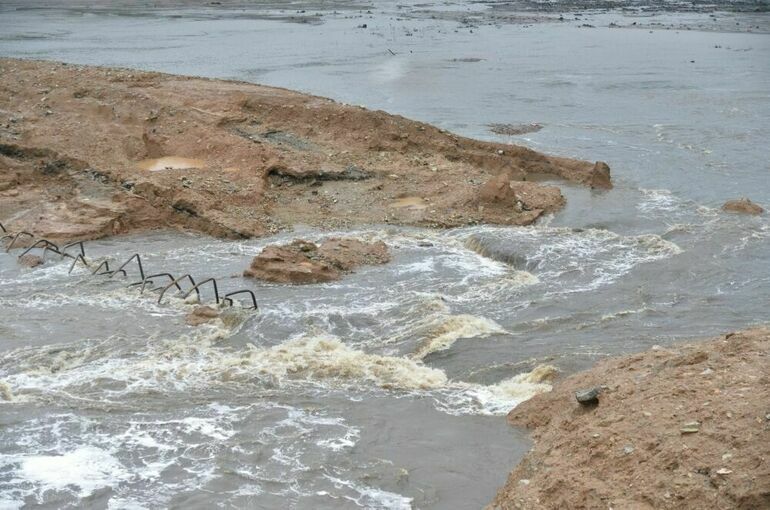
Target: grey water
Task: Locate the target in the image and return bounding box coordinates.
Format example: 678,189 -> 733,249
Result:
0,1 -> 769,508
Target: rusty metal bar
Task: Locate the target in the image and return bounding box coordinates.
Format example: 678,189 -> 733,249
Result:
222,290 -> 258,310
134,273 -> 182,294
182,278 -> 220,304
91,260 -> 126,278
5,231 -> 34,252
109,253 -> 145,281
68,254 -> 90,274
18,239 -> 62,263
158,274 -> 198,305
61,241 -> 86,259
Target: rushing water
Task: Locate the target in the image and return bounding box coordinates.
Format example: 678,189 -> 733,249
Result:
1,1 -> 769,508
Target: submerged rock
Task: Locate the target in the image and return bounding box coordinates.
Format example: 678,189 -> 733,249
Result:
244,237 -> 390,284
185,305 -> 220,326
722,198 -> 764,215
18,254 -> 44,268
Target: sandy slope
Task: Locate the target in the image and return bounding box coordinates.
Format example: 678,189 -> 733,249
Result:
490,327 -> 770,510
0,58 -> 610,243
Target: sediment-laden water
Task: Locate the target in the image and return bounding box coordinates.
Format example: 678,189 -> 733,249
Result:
1,1 -> 768,508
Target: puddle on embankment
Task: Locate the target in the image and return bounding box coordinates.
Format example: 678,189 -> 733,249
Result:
137,156 -> 205,172
389,196 -> 428,210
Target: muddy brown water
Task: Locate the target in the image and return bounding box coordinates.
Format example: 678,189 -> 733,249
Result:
1,1 -> 769,508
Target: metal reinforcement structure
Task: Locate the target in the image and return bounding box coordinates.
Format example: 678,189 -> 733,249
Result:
0,222 -> 258,310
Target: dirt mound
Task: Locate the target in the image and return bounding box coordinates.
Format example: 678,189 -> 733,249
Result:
490,327 -> 770,510
0,58 -> 610,242
244,237 -> 390,284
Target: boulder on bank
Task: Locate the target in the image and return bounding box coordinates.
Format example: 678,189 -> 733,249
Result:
244,238 -> 390,284
722,198 -> 764,215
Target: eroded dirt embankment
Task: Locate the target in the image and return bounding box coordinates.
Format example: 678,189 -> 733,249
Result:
490,327 -> 770,510
0,58 -> 610,244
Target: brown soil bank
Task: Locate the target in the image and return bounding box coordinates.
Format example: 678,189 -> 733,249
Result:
0,58 -> 609,243
490,327 -> 770,510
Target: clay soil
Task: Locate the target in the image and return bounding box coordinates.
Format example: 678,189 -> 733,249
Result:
0,58 -> 610,244
490,327 -> 770,510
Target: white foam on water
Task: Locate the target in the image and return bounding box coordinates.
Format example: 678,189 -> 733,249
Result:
458,364 -> 557,415
411,314 -> 507,359
454,224 -> 683,294
0,380 -> 12,402
1,324 -> 553,417
0,497 -> 23,510
17,446 -> 131,498
236,334 -> 449,390
440,364 -> 558,416
445,271 -> 539,304
637,188 -> 683,216
3,287 -> 183,316
326,475 -> 413,510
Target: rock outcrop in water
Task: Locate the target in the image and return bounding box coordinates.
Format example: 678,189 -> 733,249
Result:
490,327 -> 770,510
244,238 -> 390,284
722,198 -> 764,215
0,58 -> 611,242
18,254 -> 44,268
185,305 -> 221,326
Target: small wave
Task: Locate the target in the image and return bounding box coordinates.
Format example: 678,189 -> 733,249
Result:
458,225 -> 683,293
325,475 -> 413,510
637,188 -> 683,216
15,447 -> 131,499
233,334 -> 449,390
439,364 -> 558,416
464,235 -> 529,268
412,314 -> 506,359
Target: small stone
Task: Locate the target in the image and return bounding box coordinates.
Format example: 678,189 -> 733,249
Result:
722,453 -> 733,461
575,387 -> 601,405
622,445 -> 635,455
715,468 -> 732,475
680,421 -> 700,434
